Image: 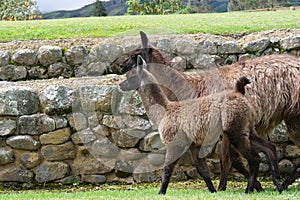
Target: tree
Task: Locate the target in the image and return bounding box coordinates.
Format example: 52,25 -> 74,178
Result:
126,0 -> 185,15
187,0 -> 212,13
227,0 -> 289,11
94,0 -> 107,16
0,0 -> 41,20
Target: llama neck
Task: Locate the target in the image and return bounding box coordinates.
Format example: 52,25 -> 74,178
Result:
138,81 -> 169,125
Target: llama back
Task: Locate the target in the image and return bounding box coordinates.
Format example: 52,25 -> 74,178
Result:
186,54 -> 300,134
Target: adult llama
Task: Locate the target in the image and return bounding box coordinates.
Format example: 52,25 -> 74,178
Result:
120,31 -> 300,190
119,56 -> 282,194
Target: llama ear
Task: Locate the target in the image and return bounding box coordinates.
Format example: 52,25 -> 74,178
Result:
140,31 -> 151,62
137,55 -> 146,75
140,31 -> 150,49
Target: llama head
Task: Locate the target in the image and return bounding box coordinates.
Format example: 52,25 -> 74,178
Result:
120,31 -> 153,73
119,55 -> 146,91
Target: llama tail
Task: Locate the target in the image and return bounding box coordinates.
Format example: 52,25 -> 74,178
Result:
235,76 -> 251,95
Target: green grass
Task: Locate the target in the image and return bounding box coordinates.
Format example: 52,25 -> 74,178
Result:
0,10 -> 300,42
0,180 -> 299,200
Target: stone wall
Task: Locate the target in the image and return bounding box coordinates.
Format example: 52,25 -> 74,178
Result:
0,32 -> 300,185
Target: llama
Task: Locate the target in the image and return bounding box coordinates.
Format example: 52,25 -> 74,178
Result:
119,56 -> 282,194
120,31 -> 300,190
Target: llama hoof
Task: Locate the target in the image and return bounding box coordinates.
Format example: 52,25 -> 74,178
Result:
210,188 -> 217,193
158,190 -> 166,195
275,184 -> 284,194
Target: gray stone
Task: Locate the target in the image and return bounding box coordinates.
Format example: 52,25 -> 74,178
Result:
119,148 -> 146,161
139,132 -> 165,152
12,49 -> 37,66
0,50 -> 11,66
20,152 -> 42,169
278,159 -> 294,174
53,116 -> 68,129
239,54 -> 256,61
92,124 -> 110,137
112,129 -> 147,148
175,39 -> 195,55
71,155 -> 114,175
88,43 -> 124,63
37,46 -> 63,66
102,115 -> 151,131
35,162 -> 69,182
0,65 -> 27,81
89,137 -> 119,158
171,56 -> 187,70
0,119 -> 16,136
119,90 -> 145,115
88,114 -> 101,128
40,128 -> 71,145
285,145 -> 300,158
259,163 -> 270,173
41,142 -> 76,161
280,36 -> 300,50
115,159 -> 136,173
48,62 -> 73,78
86,62 -> 107,76
218,41 -> 243,54
268,122 -> 289,143
224,55 -> 238,65
197,40 -> 218,54
270,37 -> 280,44
79,85 -> 115,113
18,114 -> 55,135
71,128 -> 97,145
39,85 -> 78,115
59,175 -> 81,185
65,45 -> 88,66
147,153 -> 165,166
133,163 -> 157,183
157,38 -> 175,54
68,112 -> 87,131
0,166 -> 33,182
82,175 -> 106,184
28,66 -> 47,79
243,38 -> 270,53
0,147 -> 15,165
191,54 -> 220,69
6,135 -> 40,150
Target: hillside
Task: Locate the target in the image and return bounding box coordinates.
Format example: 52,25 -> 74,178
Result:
42,0 -> 300,19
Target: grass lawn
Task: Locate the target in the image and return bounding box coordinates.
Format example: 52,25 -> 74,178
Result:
0,179 -> 299,200
0,10 -> 300,42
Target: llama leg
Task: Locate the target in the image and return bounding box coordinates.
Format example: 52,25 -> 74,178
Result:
282,162 -> 300,190
282,117 -> 300,189
229,146 -> 264,192
218,136 -> 232,191
158,159 -> 179,195
227,132 -> 260,193
250,131 -> 283,193
158,143 -> 187,195
190,144 -> 217,193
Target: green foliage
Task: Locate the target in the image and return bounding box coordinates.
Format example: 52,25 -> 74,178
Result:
227,0 -> 289,11
187,0 -> 213,13
94,0 -> 107,16
126,0 -> 186,15
0,0 -> 41,20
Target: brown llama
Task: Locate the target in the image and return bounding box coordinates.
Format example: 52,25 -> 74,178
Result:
119,56 -> 282,194
120,31 -> 300,190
